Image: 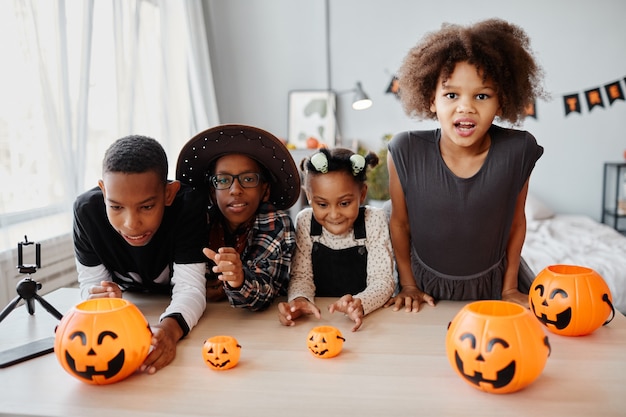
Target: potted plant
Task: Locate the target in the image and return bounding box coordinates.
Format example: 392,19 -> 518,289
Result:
366,134 -> 392,206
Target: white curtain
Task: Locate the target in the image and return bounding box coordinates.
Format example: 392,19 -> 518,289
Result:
0,0 -> 218,243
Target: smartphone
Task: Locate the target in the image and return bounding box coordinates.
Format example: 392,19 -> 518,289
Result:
0,337 -> 55,368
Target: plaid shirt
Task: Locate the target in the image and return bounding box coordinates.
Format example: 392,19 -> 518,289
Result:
216,202 -> 295,311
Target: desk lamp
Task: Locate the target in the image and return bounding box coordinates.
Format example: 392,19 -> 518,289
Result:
350,81 -> 372,110
332,81 -> 373,147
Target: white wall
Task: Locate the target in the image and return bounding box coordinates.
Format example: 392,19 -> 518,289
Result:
204,0 -> 626,220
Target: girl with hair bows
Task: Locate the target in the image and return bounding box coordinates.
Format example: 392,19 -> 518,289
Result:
277,147 -> 396,331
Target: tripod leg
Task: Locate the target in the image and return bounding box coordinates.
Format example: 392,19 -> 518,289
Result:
0,296 -> 23,323
26,298 -> 35,315
33,294 -> 63,320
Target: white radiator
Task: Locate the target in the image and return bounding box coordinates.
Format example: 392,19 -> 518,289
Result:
0,233 -> 77,308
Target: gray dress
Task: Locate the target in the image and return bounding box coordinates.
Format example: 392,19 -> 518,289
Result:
388,125 -> 543,301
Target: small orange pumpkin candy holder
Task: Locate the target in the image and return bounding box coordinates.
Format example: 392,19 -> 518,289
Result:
54,298 -> 152,385
529,265 -> 615,336
202,335 -> 241,370
306,325 -> 345,359
446,300 -> 550,394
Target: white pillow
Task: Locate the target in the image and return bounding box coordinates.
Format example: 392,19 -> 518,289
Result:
525,193 -> 555,220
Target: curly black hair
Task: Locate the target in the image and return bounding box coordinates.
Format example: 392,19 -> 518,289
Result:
301,147 -> 379,188
102,135 -> 168,183
398,18 -> 546,125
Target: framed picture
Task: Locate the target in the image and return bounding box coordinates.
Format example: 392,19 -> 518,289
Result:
288,90 -> 336,149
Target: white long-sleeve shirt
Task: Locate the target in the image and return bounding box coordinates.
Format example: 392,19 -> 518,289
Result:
76,261 -> 206,332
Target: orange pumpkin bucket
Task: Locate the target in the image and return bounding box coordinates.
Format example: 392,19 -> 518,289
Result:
54,298 -> 152,385
446,300 -> 550,394
202,335 -> 241,370
529,264 -> 615,336
306,326 -> 345,359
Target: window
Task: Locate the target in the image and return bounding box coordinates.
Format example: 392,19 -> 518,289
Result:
0,0 -> 217,243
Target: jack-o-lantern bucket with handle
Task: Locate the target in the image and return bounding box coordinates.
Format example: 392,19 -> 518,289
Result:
529,264 -> 615,336
446,300 -> 550,394
54,298 -> 152,385
202,335 -> 241,370
306,326 -> 345,359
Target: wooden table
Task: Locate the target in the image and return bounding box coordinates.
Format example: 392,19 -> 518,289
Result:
0,288 -> 625,417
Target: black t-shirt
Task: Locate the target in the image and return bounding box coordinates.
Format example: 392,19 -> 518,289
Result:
73,183 -> 208,293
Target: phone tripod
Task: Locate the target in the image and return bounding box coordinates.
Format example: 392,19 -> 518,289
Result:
0,236 -> 63,324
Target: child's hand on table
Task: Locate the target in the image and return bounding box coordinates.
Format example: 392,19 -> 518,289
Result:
87,281 -> 122,299
277,297 -> 321,326
384,285 -> 435,313
329,294 -> 364,332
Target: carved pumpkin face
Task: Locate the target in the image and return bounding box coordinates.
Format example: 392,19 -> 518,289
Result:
446,300 -> 550,394
202,336 -> 241,370
54,298 -> 152,385
306,326 -> 345,359
529,265 -> 615,336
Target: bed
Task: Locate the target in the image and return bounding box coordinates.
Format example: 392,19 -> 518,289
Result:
521,194 -> 626,315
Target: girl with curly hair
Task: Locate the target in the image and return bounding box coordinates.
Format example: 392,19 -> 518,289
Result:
385,18 -> 546,312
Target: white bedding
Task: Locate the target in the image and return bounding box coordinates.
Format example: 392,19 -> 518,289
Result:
522,214 -> 626,315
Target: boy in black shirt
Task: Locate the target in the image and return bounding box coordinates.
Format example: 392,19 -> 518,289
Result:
73,135 -> 207,373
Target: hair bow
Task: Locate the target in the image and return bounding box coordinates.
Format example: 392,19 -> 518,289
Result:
350,154 -> 366,176
310,152 -> 329,173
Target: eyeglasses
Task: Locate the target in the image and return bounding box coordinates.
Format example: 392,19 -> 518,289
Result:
210,173 -> 264,190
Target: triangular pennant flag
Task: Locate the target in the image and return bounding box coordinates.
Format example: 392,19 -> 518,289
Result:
386,75 -> 400,98
563,93 -> 581,116
604,81 -> 625,105
584,87 -> 604,111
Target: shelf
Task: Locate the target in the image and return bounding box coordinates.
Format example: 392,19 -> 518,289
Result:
601,162 -> 626,232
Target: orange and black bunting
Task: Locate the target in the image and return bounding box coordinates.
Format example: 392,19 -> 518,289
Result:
563,93 -> 581,116
584,88 -> 604,112
605,81 -> 625,105
560,75 -> 625,116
